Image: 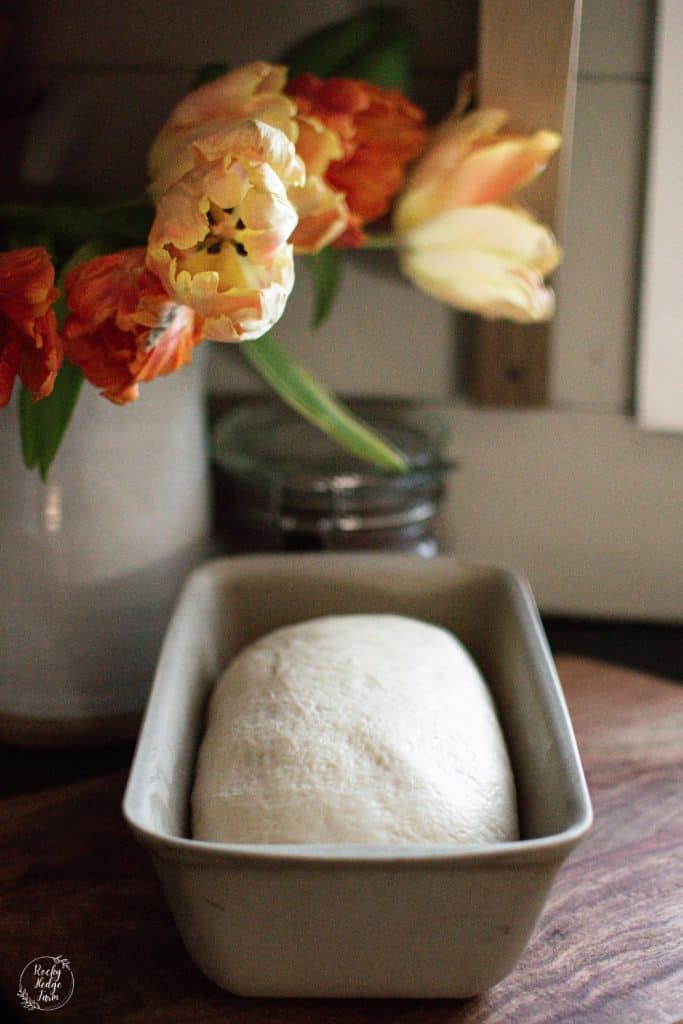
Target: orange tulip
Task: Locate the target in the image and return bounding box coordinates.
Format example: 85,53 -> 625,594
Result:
286,74 -> 427,247
63,249 -> 204,404
0,247 -> 62,406
393,108 -> 562,322
147,120 -> 302,341
148,62 -> 349,254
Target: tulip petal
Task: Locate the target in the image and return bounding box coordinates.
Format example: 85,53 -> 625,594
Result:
150,116 -> 306,200
395,107 -> 560,230
286,73 -> 426,246
401,245 -> 556,322
0,247 -> 62,405
148,62 -> 295,180
63,248 -> 204,403
398,204 -> 561,322
289,176 -> 350,253
404,203 -> 561,272
148,66 -> 353,257
294,114 -> 344,176
148,120 -> 300,341
401,109 -> 509,194
165,258 -> 294,341
457,131 -> 561,203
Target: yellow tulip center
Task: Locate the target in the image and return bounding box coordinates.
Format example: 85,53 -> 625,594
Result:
177,201 -> 262,289
203,201 -> 248,256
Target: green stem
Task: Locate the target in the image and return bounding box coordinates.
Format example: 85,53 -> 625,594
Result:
242,333 -> 409,473
360,232 -> 398,250
98,195 -> 152,214
19,240 -> 115,479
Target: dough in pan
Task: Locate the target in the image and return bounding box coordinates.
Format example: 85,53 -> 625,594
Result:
192,614 -> 518,844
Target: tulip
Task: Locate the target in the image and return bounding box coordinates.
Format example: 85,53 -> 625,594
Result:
393,108 -> 562,322
149,62 -> 349,254
286,73 -> 427,247
63,249 -> 204,404
147,120 -> 302,341
148,62 -> 297,181
397,204 -> 560,322
0,247 -> 62,406
288,114 -> 349,252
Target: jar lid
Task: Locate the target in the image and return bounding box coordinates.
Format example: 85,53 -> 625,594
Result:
213,399 -> 454,511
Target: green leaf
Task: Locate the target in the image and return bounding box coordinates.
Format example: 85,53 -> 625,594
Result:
341,25 -> 412,91
241,333 -> 409,473
0,203 -> 99,245
19,238 -> 118,479
98,197 -> 154,244
18,387 -> 38,470
190,61 -> 231,89
19,361 -> 83,481
280,6 -> 408,81
304,249 -> 343,329
0,199 -> 152,256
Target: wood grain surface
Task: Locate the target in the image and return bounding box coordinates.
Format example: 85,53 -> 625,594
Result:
1,657 -> 681,1023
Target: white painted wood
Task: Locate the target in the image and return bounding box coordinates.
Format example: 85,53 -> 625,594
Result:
478,0 -> 581,223
12,1 -> 653,83
551,80 -> 648,410
9,0 -> 476,71
578,0 -> 655,78
207,255 -> 457,399
10,0 -> 355,67
17,71 -> 191,197
389,0 -> 477,71
435,402 -> 683,621
636,0 -> 683,433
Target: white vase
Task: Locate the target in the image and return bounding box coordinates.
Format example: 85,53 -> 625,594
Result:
0,354 -> 211,747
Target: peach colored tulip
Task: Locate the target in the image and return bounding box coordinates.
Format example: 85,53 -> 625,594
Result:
398,204 -> 560,322
147,120 -> 301,341
148,62 -> 297,181
0,247 -> 62,406
393,108 -> 562,322
148,62 -> 349,254
63,249 -> 203,404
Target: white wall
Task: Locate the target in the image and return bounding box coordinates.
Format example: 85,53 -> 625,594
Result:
443,0 -> 682,622
6,0 -> 682,620
635,0 -> 683,432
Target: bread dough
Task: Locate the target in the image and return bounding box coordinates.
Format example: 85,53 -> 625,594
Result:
192,614 -> 518,844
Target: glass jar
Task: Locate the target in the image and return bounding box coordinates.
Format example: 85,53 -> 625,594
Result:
212,400 -> 454,556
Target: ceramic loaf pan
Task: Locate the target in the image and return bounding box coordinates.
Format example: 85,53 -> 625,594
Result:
123,554 -> 592,998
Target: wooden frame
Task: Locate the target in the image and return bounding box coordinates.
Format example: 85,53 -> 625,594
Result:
467,0 -> 583,405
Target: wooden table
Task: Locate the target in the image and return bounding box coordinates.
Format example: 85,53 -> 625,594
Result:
1,657 -> 682,1023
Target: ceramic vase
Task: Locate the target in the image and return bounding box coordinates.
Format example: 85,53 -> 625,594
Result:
0,355 -> 211,747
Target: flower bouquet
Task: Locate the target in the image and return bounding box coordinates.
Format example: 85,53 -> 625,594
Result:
0,8 -> 561,480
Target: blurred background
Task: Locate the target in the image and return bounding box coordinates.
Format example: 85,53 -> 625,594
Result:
1,0 -> 680,676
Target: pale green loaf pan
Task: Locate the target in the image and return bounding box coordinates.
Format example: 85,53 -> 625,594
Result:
123,554 -> 592,998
